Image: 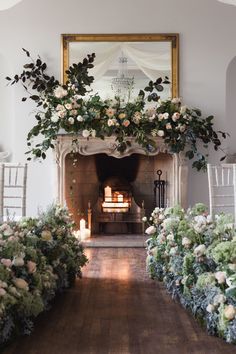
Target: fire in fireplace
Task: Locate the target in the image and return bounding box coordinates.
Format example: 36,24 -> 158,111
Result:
102,181 -> 131,213
94,176 -> 144,234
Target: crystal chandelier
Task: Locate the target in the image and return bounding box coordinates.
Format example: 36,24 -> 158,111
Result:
111,54 -> 134,102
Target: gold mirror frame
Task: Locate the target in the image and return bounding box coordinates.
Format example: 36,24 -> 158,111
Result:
61,33 -> 179,98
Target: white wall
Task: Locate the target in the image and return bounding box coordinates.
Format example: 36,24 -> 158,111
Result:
0,0 -> 236,215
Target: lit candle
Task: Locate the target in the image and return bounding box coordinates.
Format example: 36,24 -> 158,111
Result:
104,186 -> 112,202
80,228 -> 91,240
80,218 -> 86,231
118,194 -> 123,203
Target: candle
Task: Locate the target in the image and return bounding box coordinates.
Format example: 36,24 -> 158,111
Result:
80,218 -> 86,231
80,228 -> 91,240
118,194 -> 123,203
104,186 -> 112,202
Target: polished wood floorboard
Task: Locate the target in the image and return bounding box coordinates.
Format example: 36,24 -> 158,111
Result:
3,248 -> 236,354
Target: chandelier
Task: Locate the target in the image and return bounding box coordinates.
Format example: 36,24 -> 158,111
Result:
111,54 -> 134,102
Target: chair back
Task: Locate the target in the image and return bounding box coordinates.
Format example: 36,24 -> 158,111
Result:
0,163 -> 28,222
207,163 -> 236,220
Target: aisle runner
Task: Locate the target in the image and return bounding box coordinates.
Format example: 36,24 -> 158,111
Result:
82,234 -> 147,248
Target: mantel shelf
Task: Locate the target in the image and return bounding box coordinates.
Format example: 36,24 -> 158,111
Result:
56,134 -> 172,159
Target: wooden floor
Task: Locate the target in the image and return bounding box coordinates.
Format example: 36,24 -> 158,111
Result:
3,248 -> 236,354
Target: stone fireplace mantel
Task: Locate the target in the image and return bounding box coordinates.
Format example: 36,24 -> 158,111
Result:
55,134 -> 189,209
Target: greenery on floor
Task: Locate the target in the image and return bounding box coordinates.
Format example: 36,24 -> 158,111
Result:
0,205 -> 87,346
145,204 -> 236,344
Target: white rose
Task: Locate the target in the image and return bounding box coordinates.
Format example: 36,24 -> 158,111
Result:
54,86 -> 67,99
194,244 -> 206,257
13,278 -> 29,291
65,103 -> 72,110
179,124 -> 186,133
213,294 -> 226,306
145,225 -> 156,235
224,305 -> 236,321
158,114 -> 164,121
150,247 -> 158,257
0,288 -> 6,297
206,304 -> 215,313
51,115 -> 59,123
228,264 -> 236,272
57,110 -> 66,118
159,214 -> 165,221
163,112 -> 169,119
3,227 -> 13,237
180,105 -> 187,114
182,237 -> 191,248
77,115 -> 84,122
206,215 -> 213,224
56,104 -> 64,111
166,123 -> 172,130
169,246 -> 178,256
171,97 -> 181,104
108,118 -> 117,127
0,281 -> 7,288
157,130 -> 165,137
172,112 -> 180,122
82,130 -> 90,138
215,271 -> 226,284
149,115 -> 156,122
142,217 -> 147,222
27,261 -> 37,274
68,117 -> 74,125
13,257 -> 24,267
167,233 -> 174,242
1,258 -> 12,267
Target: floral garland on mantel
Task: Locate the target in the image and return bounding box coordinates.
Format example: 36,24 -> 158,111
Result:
7,49 -> 227,170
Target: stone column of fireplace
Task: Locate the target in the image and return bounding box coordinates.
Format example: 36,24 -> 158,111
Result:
54,135 -> 189,210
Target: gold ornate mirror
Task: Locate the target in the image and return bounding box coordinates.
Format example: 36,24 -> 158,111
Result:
61,33 -> 179,99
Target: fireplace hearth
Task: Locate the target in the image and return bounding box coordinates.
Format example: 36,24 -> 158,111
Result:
55,135 -> 189,234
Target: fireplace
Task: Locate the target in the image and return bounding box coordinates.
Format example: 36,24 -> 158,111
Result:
55,135 -> 189,234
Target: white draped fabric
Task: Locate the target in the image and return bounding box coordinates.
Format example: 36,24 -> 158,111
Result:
0,0 -> 23,11
69,42 -> 171,82
217,0 -> 236,5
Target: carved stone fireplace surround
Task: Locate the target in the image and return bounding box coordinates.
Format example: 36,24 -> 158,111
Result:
55,134 -> 189,210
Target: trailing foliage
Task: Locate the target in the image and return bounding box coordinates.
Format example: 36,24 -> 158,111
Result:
7,50 -> 227,170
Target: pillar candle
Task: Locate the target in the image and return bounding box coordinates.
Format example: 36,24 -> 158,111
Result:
118,194 -> 123,203
80,228 -> 91,240
104,186 -> 112,201
80,218 -> 86,231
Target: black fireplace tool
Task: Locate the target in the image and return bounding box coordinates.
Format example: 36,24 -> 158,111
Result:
154,170 -> 167,208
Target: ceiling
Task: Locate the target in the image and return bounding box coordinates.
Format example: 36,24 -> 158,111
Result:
0,0 -> 236,11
